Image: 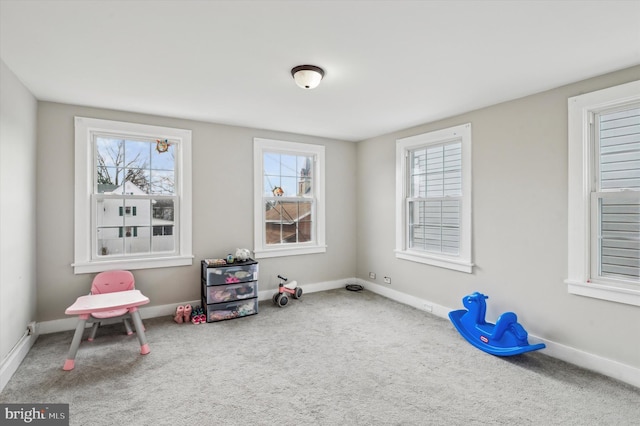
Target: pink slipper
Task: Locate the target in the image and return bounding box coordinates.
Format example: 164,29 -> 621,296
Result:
199,314 -> 207,324
191,313 -> 201,324
183,304 -> 192,323
173,305 -> 184,324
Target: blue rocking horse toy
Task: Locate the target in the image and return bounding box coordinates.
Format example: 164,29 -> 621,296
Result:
449,292 -> 545,356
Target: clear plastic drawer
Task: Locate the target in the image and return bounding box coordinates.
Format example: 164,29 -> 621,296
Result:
204,281 -> 257,304
203,298 -> 258,322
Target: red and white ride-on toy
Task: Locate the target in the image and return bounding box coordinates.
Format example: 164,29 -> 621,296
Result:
272,274 -> 302,307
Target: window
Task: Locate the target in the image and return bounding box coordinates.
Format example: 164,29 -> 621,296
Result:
395,123 -> 473,273
253,138 -> 325,258
567,80 -> 640,306
74,117 -> 193,274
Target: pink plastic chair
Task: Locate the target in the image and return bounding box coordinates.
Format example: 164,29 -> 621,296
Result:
87,270 -> 142,341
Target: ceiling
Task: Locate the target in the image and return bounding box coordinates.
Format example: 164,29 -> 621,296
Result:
1,1 -> 639,142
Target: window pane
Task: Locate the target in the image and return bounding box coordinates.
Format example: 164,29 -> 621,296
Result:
152,199 -> 175,252
96,138 -> 125,191
264,200 -> 313,245
152,226 -> 175,252
95,136 -> 177,196
263,153 -> 313,197
410,148 -> 427,197
126,199 -> 150,225
150,170 -> 175,194
95,196 -> 176,257
410,142 -> 461,198
97,226 -> 123,256
96,198 -> 125,227
409,200 -> 460,254
123,138 -> 150,194
97,167 -> 123,193
599,197 -> 640,281
124,168 -> 150,194
151,140 -> 175,171
297,156 -> 313,196
126,226 -> 150,255
598,107 -> 640,190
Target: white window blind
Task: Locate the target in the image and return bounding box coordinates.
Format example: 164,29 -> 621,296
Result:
408,142 -> 462,254
396,123 -> 472,273
593,106 -> 640,281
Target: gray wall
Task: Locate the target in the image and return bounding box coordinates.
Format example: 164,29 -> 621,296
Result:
35,102 -> 357,321
0,60 -> 38,361
356,65 -> 640,369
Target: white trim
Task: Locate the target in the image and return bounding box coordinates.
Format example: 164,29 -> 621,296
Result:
567,81 -> 640,305
37,278 -> 348,335
565,279 -> 640,307
253,138 -> 326,259
37,278 -> 348,336
0,329 -> 38,393
395,250 -> 474,273
395,123 -> 473,273
256,277 -> 348,300
73,117 -> 193,274
37,299 -> 202,335
254,245 -> 328,259
72,255 -> 194,275
358,278 -> 640,389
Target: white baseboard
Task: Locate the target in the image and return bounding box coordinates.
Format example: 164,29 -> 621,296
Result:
36,299 -> 202,335
37,278 -> 349,335
0,330 -> 38,393
23,278 -> 640,390
257,277 -> 349,301
357,278 -> 640,389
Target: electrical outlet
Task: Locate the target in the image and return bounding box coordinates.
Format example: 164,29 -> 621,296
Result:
369,272 -> 376,279
384,276 -> 391,284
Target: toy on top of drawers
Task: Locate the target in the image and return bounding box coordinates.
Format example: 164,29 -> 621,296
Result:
202,258 -> 258,286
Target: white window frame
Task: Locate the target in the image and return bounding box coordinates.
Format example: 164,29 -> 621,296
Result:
253,138 -> 326,259
395,123 -> 473,273
73,117 -> 193,274
566,80 -> 640,306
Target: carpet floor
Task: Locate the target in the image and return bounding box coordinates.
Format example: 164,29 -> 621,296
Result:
1,288 -> 639,425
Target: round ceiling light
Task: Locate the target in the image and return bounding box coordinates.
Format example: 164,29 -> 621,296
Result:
291,65 -> 325,89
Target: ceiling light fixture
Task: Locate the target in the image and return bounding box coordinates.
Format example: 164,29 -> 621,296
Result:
291,65 -> 325,89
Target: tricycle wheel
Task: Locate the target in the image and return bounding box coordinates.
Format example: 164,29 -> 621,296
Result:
272,293 -> 280,304
277,294 -> 289,307
293,287 -> 303,299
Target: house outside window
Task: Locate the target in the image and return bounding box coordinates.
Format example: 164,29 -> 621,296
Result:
253,138 -> 326,258
567,80 -> 640,306
74,117 -> 192,273
395,123 -> 473,273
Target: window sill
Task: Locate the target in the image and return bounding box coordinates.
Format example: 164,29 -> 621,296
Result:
565,279 -> 640,307
395,250 -> 473,273
73,255 -> 194,274
254,245 -> 327,259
